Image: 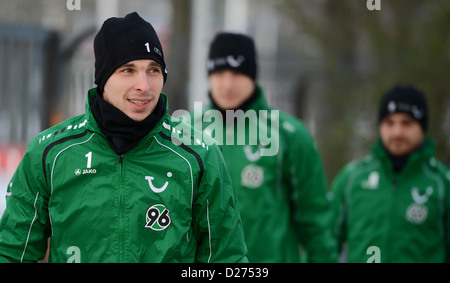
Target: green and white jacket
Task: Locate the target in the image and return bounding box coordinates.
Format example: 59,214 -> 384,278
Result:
330,138 -> 450,262
0,88 -> 248,263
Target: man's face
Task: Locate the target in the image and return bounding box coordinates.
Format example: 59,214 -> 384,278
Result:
103,59 -> 164,122
209,70 -> 255,110
380,113 -> 424,157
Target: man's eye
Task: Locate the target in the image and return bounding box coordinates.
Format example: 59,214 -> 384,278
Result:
118,68 -> 134,74
149,68 -> 161,73
402,121 -> 413,127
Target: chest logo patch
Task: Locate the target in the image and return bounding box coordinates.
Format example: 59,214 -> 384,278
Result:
145,204 -> 171,231
361,171 -> 379,189
241,164 -> 264,189
243,145 -> 262,162
145,172 -> 172,193
406,187 -> 433,225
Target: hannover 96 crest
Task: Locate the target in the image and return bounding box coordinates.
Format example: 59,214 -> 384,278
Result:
145,204 -> 171,231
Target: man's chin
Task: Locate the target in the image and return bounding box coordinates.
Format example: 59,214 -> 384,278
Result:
126,111 -> 152,122
386,146 -> 412,157
216,101 -> 241,111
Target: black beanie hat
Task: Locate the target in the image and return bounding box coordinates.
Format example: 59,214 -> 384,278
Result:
378,85 -> 428,131
207,32 -> 257,81
94,12 -> 167,96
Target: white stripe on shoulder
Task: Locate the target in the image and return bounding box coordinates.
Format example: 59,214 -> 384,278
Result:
153,135 -> 194,209
206,199 -> 212,263
21,192 -> 40,263
50,133 -> 95,194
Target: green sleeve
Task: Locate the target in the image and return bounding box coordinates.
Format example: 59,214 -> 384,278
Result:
0,145 -> 50,263
285,122 -> 338,263
192,144 -> 248,263
329,165 -> 351,254
438,163 -> 450,262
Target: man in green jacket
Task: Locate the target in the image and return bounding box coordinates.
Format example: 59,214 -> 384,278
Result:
189,32 -> 337,262
0,12 -> 247,263
330,85 -> 450,263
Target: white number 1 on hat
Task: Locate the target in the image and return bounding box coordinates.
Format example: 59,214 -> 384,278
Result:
145,42 -> 151,53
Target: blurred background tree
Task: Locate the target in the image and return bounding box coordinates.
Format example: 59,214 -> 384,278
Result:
273,0 -> 450,182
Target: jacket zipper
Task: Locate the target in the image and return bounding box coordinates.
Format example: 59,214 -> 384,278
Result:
118,154 -> 125,262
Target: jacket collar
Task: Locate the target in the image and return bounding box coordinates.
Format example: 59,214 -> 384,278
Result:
247,85 -> 269,111
206,84 -> 269,112
371,136 -> 436,174
84,88 -> 169,139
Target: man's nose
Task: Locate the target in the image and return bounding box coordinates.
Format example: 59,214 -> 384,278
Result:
391,123 -> 405,136
135,73 -> 151,93
222,73 -> 235,90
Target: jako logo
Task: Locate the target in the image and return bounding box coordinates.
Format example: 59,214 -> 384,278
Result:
75,168 -> 97,176
67,0 -> 81,11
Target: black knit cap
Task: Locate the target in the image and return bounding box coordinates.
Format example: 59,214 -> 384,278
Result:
94,12 -> 167,96
378,85 -> 428,131
207,32 -> 257,81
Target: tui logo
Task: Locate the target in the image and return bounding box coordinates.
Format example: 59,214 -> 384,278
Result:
145,172 -> 172,193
